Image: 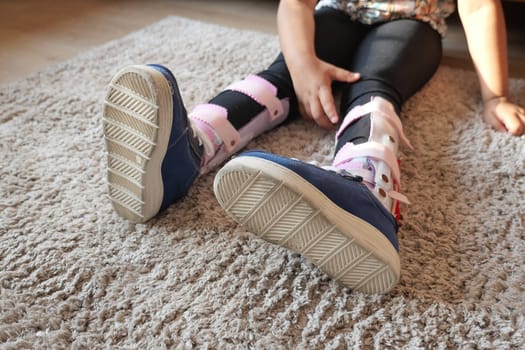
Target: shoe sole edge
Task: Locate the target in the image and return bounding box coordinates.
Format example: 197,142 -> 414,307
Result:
214,156 -> 401,294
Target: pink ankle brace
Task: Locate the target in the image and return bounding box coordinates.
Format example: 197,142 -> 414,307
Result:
188,75 -> 289,173
333,97 -> 412,215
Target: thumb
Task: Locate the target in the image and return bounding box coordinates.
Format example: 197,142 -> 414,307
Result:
329,65 -> 360,83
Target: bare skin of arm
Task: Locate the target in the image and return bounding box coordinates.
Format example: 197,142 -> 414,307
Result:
277,0 -> 360,129
458,0 -> 525,135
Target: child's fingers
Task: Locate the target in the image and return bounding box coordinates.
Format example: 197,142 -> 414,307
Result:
310,99 -> 334,130
329,65 -> 360,83
517,107 -> 525,124
484,111 -> 506,133
319,84 -> 338,124
498,104 -> 525,135
502,113 -> 524,135
485,108 -> 524,135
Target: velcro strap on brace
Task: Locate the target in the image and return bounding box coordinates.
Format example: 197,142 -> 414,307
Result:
189,104 -> 240,153
333,142 -> 401,185
336,98 -> 413,150
226,75 -> 284,122
190,75 -> 283,153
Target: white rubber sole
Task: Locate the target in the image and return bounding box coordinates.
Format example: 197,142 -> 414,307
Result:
213,156 -> 400,294
103,65 -> 173,223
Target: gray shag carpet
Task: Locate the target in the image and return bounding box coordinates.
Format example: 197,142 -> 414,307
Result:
1,16 -> 524,349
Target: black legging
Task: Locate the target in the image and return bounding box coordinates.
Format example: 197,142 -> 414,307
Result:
210,7 -> 442,152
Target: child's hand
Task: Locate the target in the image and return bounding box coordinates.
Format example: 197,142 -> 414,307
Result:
482,97 -> 525,136
291,58 -> 360,129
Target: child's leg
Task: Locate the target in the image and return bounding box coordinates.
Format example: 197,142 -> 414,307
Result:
198,5 -> 369,155
333,20 -> 442,216
103,44 -> 309,223
103,61 -> 297,223
190,72 -> 292,173
213,11 -> 415,294
101,7 -> 374,223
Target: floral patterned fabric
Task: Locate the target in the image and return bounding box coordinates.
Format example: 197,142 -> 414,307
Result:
316,0 -> 456,36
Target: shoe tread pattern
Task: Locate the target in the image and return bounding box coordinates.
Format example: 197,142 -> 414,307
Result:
215,169 -> 397,294
103,70 -> 159,222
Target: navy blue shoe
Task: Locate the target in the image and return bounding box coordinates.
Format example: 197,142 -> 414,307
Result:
213,150 -> 400,294
103,64 -> 203,222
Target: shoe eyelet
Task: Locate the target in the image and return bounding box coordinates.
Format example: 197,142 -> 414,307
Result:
230,140 -> 236,147
389,135 -> 396,143
381,174 -> 389,183
378,188 -> 387,198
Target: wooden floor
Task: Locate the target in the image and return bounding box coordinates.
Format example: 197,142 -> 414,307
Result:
1,0 -> 524,84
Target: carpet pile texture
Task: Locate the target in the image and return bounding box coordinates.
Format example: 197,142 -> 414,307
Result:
1,17 -> 524,349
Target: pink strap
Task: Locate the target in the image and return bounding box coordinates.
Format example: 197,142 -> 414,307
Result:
336,98 -> 413,149
388,190 -> 410,205
226,75 -> 284,122
336,104 -> 372,140
333,142 -> 401,184
189,76 -> 282,153
189,104 -> 240,153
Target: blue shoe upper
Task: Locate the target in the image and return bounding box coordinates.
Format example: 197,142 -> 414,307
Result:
147,64 -> 203,211
238,150 -> 399,251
